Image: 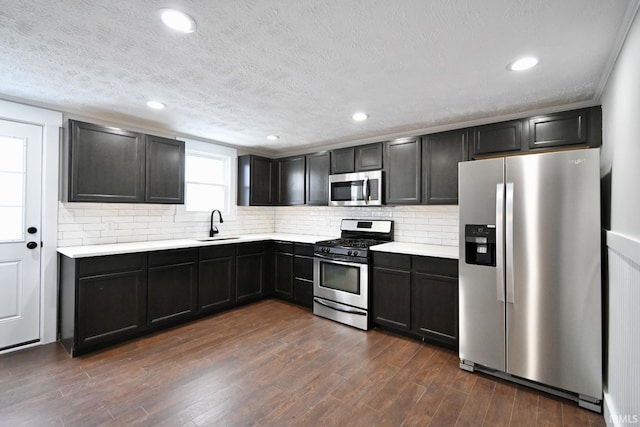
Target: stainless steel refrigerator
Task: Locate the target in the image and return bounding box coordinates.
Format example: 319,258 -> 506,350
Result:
458,148 -> 602,411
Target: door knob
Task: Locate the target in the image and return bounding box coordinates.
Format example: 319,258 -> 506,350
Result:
27,227 -> 38,234
26,241 -> 38,249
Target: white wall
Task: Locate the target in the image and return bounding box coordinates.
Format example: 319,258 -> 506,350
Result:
600,6 -> 640,426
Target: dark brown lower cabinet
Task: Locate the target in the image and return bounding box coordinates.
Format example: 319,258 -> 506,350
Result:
273,242 -> 294,299
60,253 -> 147,356
60,240 -> 310,357
293,243 -> 314,308
198,245 -> 236,313
412,272 -> 458,345
147,249 -> 198,326
372,266 -> 411,330
371,251 -> 459,348
236,242 -> 267,302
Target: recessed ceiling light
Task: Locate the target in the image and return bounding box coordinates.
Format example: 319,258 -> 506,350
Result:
508,57 -> 539,71
146,100 -> 166,110
352,112 -> 368,122
159,9 -> 197,33
267,135 -> 280,141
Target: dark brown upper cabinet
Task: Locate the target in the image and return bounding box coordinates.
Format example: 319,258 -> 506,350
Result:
145,135 -> 185,204
422,129 -> 468,205
275,155 -> 306,205
471,107 -> 601,158
330,147 -> 355,174
355,142 -> 383,171
330,142 -> 383,174
527,108 -> 596,150
471,119 -> 522,158
237,155 -> 274,206
384,137 -> 421,205
67,120 -> 145,203
306,151 -> 330,205
65,120 -> 184,204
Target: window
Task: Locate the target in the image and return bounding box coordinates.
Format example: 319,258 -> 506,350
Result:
181,139 -> 237,215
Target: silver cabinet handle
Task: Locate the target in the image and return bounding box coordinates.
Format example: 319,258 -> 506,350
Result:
505,182 -> 515,304
496,183 -> 505,302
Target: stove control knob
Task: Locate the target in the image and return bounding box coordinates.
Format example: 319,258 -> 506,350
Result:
352,251 -> 358,257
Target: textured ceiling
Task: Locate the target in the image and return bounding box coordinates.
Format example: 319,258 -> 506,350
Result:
0,0 -> 638,155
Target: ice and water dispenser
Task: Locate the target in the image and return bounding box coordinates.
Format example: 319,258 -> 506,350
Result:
465,225 -> 496,266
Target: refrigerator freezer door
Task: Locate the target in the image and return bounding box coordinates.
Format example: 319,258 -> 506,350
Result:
505,149 -> 602,399
458,158 -> 506,371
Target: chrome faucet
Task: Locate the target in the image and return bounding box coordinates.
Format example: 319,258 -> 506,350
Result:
209,209 -> 224,237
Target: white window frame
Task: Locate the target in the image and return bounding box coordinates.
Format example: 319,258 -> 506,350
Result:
177,138 -> 237,219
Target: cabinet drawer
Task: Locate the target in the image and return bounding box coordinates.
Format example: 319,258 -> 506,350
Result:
78,254 -> 145,277
148,248 -> 198,267
372,252 -> 411,270
412,256 -> 458,278
274,241 -> 294,253
294,256 -> 314,280
294,243 -> 315,257
237,242 -> 269,255
199,244 -> 236,260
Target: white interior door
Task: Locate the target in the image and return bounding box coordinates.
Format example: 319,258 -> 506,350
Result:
0,119 -> 42,351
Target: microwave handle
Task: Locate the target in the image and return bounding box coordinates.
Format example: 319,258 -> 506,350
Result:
362,177 -> 369,202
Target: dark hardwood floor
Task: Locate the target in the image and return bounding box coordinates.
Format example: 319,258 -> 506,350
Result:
0,300 -> 605,426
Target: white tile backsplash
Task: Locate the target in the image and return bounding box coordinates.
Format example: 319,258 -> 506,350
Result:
57,202 -> 459,248
274,205 -> 459,245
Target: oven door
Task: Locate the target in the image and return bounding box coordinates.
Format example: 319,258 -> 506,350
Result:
313,256 -> 368,309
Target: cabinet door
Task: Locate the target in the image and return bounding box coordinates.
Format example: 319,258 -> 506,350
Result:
293,252 -> 314,308
527,109 -> 588,150
355,142 -> 383,171
236,244 -> 265,302
77,270 -> 146,348
68,120 -> 145,202
412,273 -> 458,346
145,135 -> 185,204
422,130 -> 468,205
276,156 -> 305,205
250,156 -> 274,205
274,251 -> 294,299
331,147 -> 355,174
472,120 -> 522,158
76,254 -> 146,349
384,138 -> 421,205
147,249 -> 198,326
372,267 -> 411,330
199,255 -> 235,313
306,152 -> 330,205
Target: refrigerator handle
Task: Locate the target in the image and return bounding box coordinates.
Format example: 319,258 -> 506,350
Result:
505,182 -> 515,304
495,183 -> 505,302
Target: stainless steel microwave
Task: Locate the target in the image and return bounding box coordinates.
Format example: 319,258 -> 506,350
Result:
329,170 -> 382,206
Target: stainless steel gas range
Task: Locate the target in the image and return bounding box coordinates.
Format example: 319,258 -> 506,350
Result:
313,219 -> 393,330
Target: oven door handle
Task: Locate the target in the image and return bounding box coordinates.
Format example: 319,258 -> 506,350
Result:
313,298 -> 367,316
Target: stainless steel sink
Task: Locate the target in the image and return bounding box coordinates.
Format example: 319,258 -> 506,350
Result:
195,237 -> 239,242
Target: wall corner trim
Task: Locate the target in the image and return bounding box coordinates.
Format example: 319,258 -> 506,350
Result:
606,230 -> 640,265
